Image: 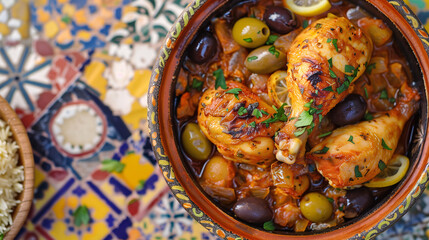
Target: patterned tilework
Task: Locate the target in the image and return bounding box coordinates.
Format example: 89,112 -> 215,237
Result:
0,0 -> 424,239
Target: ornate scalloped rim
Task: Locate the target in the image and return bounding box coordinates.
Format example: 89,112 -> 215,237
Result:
147,0 -> 429,239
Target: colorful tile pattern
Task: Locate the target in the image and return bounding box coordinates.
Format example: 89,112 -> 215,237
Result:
0,0 -> 424,239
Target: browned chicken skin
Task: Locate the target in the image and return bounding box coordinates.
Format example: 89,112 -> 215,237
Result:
306,83 -> 420,188
275,17 -> 373,164
198,81 -> 284,166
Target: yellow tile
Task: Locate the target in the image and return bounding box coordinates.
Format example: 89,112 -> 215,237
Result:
123,37 -> 133,45
37,9 -> 50,23
66,195 -> 79,209
81,192 -> 109,220
74,9 -> 86,25
11,1 -> 29,21
50,222 -> 79,240
58,0 -> 68,3
35,186 -> 55,211
83,61 -> 108,99
56,29 -> 73,44
44,20 -> 59,38
52,197 -> 66,219
99,7 -> 113,19
82,222 -> 110,240
77,31 -> 92,41
115,153 -> 154,190
123,6 -> 137,15
88,16 -> 105,30
128,228 -> 142,240
18,23 -> 29,39
34,0 -> 48,7
0,23 -> 10,35
34,167 -> 45,187
113,22 -> 126,30
62,4 -> 76,16
127,69 -> 151,98
122,101 -> 148,129
0,4 -> 3,12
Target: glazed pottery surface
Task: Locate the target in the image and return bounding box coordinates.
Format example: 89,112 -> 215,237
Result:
148,0 -> 429,239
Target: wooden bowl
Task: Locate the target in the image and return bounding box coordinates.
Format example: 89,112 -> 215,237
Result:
0,96 -> 34,240
149,0 -> 429,239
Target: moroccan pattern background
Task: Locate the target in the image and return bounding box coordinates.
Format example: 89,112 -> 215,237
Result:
0,0 -> 427,239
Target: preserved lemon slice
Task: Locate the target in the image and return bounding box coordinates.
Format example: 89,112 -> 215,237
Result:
364,155 -> 409,188
284,0 -> 332,17
267,70 -> 291,107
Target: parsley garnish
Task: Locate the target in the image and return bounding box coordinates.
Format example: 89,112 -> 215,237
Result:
303,20 -> 309,29
268,46 -> 280,58
295,111 -> 313,128
389,97 -> 396,103
247,56 -> 258,62
381,138 -> 392,150
225,88 -> 242,100
327,38 -> 332,43
328,58 -> 333,68
327,197 -> 334,203
73,205 -> 91,227
345,65 -> 355,73
213,69 -> 227,89
263,221 -> 275,231
304,99 -> 314,108
315,23 -> 322,29
348,135 -> 355,144
366,63 -> 376,74
364,112 -> 374,120
294,127 -> 306,137
192,78 -> 203,90
101,159 -> 125,173
355,166 -> 362,178
336,79 -> 350,94
379,89 -> 388,99
252,109 -> 263,119
261,109 -> 269,115
261,103 -> 289,126
323,86 -> 334,92
243,38 -> 253,43
266,35 -> 279,45
378,160 -> 386,171
364,87 -> 369,99
238,107 -> 247,116
318,131 -> 332,138
332,39 -> 339,52
249,121 -> 256,128
329,69 -> 337,78
313,146 -> 329,154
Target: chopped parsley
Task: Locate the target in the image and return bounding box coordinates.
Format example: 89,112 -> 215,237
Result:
266,35 -> 279,45
249,121 -> 256,128
323,86 -> 334,92
327,197 -> 334,203
348,135 -> 355,144
225,88 -> 242,100
327,38 -> 332,43
328,58 -> 333,68
213,69 -> 227,90
295,111 -> 313,128
101,159 -> 125,173
243,38 -> 253,43
304,99 -> 314,108
192,78 -> 203,90
355,166 -> 362,178
252,109 -> 263,119
332,39 -> 339,52
238,107 -> 247,116
318,131 -> 332,138
315,23 -> 323,29
381,138 -> 392,150
364,112 -> 374,120
345,65 -> 355,73
261,109 -> 269,115
302,20 -> 309,29
294,127 -> 306,137
268,46 -> 280,58
378,160 -> 387,171
364,87 -> 369,99
247,56 -> 258,62
366,63 -> 376,74
389,97 -> 396,103
336,79 -> 350,94
379,89 -> 388,99
261,103 -> 289,126
263,220 -> 275,231
329,69 -> 337,78
313,146 -> 329,154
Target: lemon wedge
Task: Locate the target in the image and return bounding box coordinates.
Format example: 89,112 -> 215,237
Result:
284,0 -> 332,17
364,155 -> 409,188
267,70 -> 291,107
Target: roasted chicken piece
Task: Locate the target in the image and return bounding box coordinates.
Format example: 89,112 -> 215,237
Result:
275,17 -> 373,164
198,81 -> 285,166
306,83 -> 420,188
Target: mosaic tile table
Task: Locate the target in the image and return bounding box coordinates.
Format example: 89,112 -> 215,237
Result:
0,0 -> 428,239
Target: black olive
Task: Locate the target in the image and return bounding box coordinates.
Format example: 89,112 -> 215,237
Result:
370,187 -> 392,202
344,187 -> 374,218
233,197 -> 273,224
263,6 -> 296,34
329,94 -> 367,126
188,32 -> 218,63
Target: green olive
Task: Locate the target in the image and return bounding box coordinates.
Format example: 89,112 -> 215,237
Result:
181,123 -> 212,161
245,45 -> 287,74
232,17 -> 270,48
300,192 -> 333,223
202,156 -> 231,183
